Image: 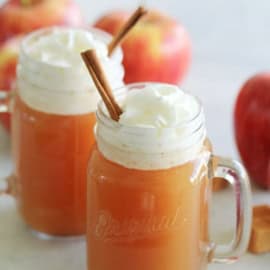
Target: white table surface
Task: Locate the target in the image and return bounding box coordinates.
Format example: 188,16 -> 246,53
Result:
0,0 -> 270,269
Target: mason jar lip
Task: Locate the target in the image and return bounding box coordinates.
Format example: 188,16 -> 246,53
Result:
20,26 -> 121,71
96,82 -> 204,131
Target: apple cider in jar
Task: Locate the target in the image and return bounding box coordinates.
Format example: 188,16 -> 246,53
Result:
12,27 -> 124,236
87,83 -> 252,270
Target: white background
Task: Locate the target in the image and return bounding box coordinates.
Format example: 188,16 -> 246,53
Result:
0,0 -> 270,269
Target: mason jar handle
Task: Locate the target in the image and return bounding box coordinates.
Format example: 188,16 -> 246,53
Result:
0,90 -> 10,113
210,155 -> 252,263
0,90 -> 12,195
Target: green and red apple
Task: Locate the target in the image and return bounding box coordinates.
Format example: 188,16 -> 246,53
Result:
0,0 -> 84,42
234,73 -> 270,189
94,10 -> 191,84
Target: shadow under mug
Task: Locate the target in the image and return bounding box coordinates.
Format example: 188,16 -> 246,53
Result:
87,83 -> 252,270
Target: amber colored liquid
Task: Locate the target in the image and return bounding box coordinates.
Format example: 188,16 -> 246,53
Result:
87,145 -> 211,270
12,95 -> 96,236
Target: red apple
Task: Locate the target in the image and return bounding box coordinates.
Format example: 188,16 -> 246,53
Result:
234,73 -> 270,189
94,10 -> 191,84
0,0 -> 84,42
0,35 -> 21,131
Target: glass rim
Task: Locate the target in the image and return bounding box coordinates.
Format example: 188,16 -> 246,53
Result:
96,82 -> 205,131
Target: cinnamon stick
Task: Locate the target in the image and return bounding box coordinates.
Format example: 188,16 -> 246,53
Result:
81,49 -> 122,121
108,6 -> 147,56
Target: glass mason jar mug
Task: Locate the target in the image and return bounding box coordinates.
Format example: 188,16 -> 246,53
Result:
0,27 -> 124,237
87,83 -> 252,270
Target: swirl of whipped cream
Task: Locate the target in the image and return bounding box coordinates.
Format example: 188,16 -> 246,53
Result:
17,27 -> 124,115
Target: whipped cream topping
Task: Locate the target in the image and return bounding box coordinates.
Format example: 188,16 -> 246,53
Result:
27,28 -> 108,68
96,84 -> 207,170
17,27 -> 124,115
119,85 -> 199,128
